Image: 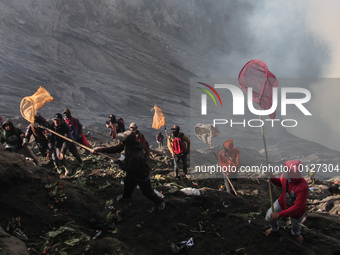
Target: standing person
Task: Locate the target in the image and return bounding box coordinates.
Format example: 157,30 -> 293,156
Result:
218,139 -> 240,195
23,113 -> 50,158
93,131 -> 165,211
63,108 -> 89,148
106,114 -> 125,140
48,113 -> 82,175
116,117 -> 125,134
1,119 -> 39,165
167,125 -> 190,177
156,132 -> 164,149
63,108 -> 83,143
106,114 -> 118,140
265,160 -> 309,244
129,122 -> 150,158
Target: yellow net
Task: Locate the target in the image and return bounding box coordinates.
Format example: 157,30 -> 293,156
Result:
20,86 -> 54,123
152,105 -> 165,129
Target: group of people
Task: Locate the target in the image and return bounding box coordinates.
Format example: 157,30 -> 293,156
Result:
0,109 -> 85,175
1,112 -> 310,243
218,141 -> 309,244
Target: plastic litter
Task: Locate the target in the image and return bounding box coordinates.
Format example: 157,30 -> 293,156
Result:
92,230 -> 102,240
170,237 -> 194,254
154,189 -> 165,198
180,188 -> 200,196
47,226 -> 76,238
65,238 -> 81,246
13,228 -> 28,241
119,154 -> 125,161
223,201 -> 228,208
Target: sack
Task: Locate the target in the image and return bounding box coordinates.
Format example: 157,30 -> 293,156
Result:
117,118 -> 125,132
172,133 -> 185,155
329,182 -> 340,196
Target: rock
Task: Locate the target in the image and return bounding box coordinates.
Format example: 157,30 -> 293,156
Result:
0,227 -> 29,255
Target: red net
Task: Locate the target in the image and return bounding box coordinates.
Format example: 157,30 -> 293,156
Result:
238,59 -> 278,119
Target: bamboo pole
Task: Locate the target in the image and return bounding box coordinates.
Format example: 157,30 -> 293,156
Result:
37,124 -> 117,161
258,106 -> 274,212
194,126 -> 237,196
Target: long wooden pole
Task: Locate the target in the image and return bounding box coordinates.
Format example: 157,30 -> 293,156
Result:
206,147 -> 237,196
195,127 -> 237,196
164,125 -> 169,139
259,106 -> 274,212
37,124 -> 117,161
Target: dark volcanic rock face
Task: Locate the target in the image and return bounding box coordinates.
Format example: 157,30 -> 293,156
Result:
0,1 -> 328,124
0,0 -> 337,161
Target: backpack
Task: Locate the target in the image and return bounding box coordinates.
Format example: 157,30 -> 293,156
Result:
329,182 -> 340,196
117,118 -> 125,132
172,133 -> 185,155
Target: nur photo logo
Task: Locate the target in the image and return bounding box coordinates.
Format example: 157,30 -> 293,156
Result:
197,82 -> 223,115
194,60 -> 312,129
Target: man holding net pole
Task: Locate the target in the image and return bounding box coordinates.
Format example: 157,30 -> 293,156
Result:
20,87 -> 117,176
238,59 -> 279,212
194,123 -> 238,196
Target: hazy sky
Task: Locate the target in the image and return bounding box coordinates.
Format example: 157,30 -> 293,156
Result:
238,1 -> 340,151
292,1 -> 340,151
305,0 -> 340,77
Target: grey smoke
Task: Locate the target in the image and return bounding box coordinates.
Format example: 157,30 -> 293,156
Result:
0,0 -> 337,151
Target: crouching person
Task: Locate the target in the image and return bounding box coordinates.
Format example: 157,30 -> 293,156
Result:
265,160 -> 309,244
1,119 -> 39,165
93,131 -> 165,211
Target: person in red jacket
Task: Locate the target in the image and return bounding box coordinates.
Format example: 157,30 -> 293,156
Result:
265,160 -> 309,244
218,139 -> 240,195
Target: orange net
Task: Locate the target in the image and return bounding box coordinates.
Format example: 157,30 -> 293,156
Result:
152,105 -> 165,129
20,86 -> 54,123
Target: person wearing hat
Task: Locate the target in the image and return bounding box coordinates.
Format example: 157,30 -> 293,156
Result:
48,113 -> 82,176
0,119 -> 39,165
106,114 -> 118,140
63,108 -> 85,145
93,131 -> 165,211
129,122 -> 150,158
265,160 -> 309,244
106,114 -> 126,140
218,139 -> 240,195
23,113 -> 50,158
167,125 -> 191,177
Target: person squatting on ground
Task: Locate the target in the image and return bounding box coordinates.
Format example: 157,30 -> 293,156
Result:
167,125 -> 190,177
93,131 -> 165,211
23,113 -> 50,158
265,160 -> 309,244
129,122 -> 150,158
0,119 -> 39,165
218,139 -> 240,195
48,113 -> 83,176
156,132 -> 164,149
